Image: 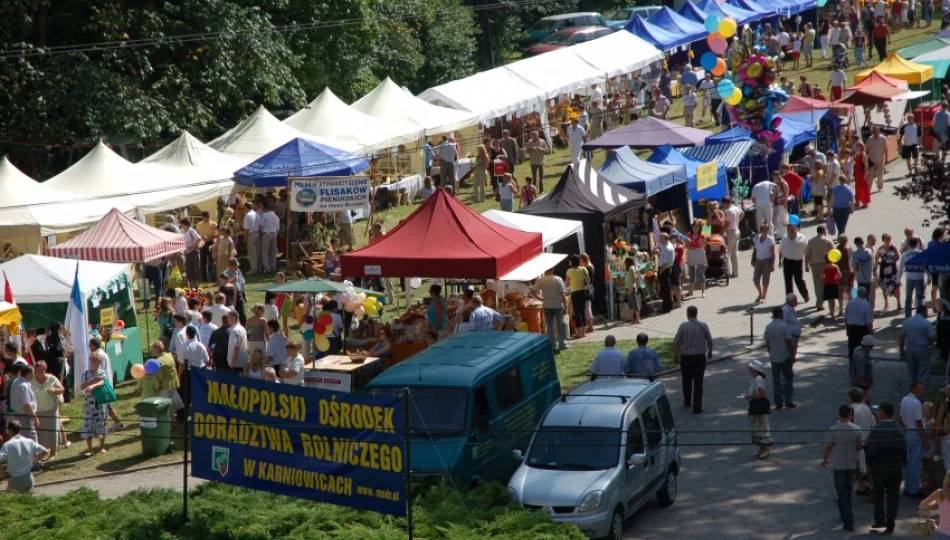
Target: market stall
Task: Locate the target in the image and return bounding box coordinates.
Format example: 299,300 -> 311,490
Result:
845,72 -> 913,130
481,210 -> 586,254
898,38 -> 950,60
597,146 -> 692,229
705,114 -> 817,184
679,0 -> 763,26
624,14 -> 696,52
584,116 -> 712,150
648,144 -> 728,217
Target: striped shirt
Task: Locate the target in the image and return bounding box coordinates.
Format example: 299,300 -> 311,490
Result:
435,141 -> 458,164
469,306 -> 502,331
674,319 -> 713,356
764,319 -> 792,364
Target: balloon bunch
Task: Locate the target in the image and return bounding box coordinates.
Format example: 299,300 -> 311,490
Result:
725,42 -> 789,145
303,312 -> 337,353
699,15 -> 737,77
132,358 -> 161,379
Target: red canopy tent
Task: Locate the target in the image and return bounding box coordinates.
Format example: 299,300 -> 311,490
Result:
48,208 -> 185,262
783,95 -> 855,115
846,71 -> 908,91
838,83 -> 908,107
340,189 -> 542,279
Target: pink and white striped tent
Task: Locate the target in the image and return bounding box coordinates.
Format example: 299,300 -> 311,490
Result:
47,208 -> 185,263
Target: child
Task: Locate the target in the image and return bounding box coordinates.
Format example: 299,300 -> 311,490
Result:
791,33 -> 803,70
244,349 -> 265,380
840,149 -> 854,185
324,250 -> 339,275
214,225 -> 236,277
519,177 -> 537,209
853,28 -> 867,68
812,161 -> 827,218
923,401 -> 938,490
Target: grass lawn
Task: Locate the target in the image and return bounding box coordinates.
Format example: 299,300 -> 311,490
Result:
556,339 -> 675,389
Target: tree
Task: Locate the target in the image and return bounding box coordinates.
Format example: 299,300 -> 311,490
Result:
894,153 -> 950,226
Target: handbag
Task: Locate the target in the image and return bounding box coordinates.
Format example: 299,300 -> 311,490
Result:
93,380 -> 118,406
748,397 -> 771,415
911,510 -> 937,535
825,214 -> 837,236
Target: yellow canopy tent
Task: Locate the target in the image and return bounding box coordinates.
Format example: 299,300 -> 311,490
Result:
0,301 -> 23,329
855,52 -> 935,85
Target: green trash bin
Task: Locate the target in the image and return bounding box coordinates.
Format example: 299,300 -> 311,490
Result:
135,397 -> 172,457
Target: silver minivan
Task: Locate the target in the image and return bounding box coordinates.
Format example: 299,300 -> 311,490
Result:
507,378 -> 680,540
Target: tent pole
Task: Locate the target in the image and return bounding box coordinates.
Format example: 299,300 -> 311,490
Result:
286,176 -> 292,271
140,263 -> 150,347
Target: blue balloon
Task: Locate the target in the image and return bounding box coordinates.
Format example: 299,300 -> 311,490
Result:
145,359 -> 160,375
682,70 -> 700,87
704,15 -> 722,33
717,79 -> 735,97
700,52 -> 718,71
789,215 -> 801,226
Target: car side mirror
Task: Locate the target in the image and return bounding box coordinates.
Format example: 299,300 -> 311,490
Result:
628,453 -> 647,467
512,449 -> 524,461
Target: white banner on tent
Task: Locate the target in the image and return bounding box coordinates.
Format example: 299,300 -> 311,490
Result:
289,176 -> 371,212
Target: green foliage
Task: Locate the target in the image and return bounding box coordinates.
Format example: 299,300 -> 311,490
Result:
0,482 -> 584,540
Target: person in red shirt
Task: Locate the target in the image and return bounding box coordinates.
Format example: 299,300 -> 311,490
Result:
872,17 -> 890,60
780,163 -> 804,199
519,177 -> 537,209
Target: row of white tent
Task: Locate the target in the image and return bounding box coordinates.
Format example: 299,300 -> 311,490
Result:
0,30 -> 663,253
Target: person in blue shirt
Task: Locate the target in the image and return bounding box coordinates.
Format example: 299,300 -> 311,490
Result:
423,140 -> 435,176
934,102 -> 950,163
626,333 -> 663,378
828,176 -> 856,235
901,305 -> 937,390
590,335 -> 627,378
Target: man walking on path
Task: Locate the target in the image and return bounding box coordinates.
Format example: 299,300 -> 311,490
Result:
436,135 -> 459,189
901,305 -> 936,389
866,124 -> 889,192
658,233 -> 675,313
852,236 -> 875,308
779,222 -> 809,301
764,306 -> 797,410
531,268 -> 569,353
900,237 -> 926,318
723,198 -> 743,277
525,130 -> 549,192
806,225 -> 835,310
899,382 -> 928,497
626,333 -> 663,377
822,403 -> 863,532
500,130 -> 519,178
751,174 -> 776,234
243,201 -> 261,275
845,287 -> 874,362
590,335 -> 627,378
865,401 -> 905,534
673,306 -> 713,414
852,335 -> 876,391
0,419 -> 48,493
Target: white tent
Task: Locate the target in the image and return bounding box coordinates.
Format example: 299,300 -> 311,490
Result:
42,142 -> 157,206
351,77 -> 479,135
208,105 -> 359,164
482,210 -> 585,253
417,68 -> 548,123
570,31 -> 663,78
284,88 -> 421,152
0,254 -> 130,304
134,131 -> 239,214
505,47 -> 608,99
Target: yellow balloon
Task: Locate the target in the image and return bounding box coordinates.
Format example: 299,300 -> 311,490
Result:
725,88 -> 742,105
364,296 -> 377,308
828,249 -> 842,263
315,335 -> 330,352
365,303 -> 379,316
718,18 -> 737,39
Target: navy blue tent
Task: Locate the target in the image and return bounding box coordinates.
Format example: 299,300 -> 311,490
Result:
727,0 -> 775,18
905,244 -> 950,273
690,0 -> 763,25
624,15 -> 695,51
705,115 -> 817,183
598,147 -> 692,221
235,137 -> 370,187
647,7 -> 707,45
648,144 -> 728,216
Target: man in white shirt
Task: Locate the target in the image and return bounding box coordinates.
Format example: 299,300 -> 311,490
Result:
180,218 -> 203,289
828,67 -> 847,101
682,85 -> 697,127
899,113 -> 921,173
169,314 -> 190,365
805,146 -> 827,179
874,0 -> 886,19
0,419 -> 48,493
750,178 -> 776,233
9,364 -> 39,442
778,28 -> 790,49
531,268 -> 569,352
658,233 -> 675,313
698,74 -> 715,120
722,198 -> 743,278
779,223 -> 810,302
242,201 -> 261,275
590,335 -> 627,377
265,320 -> 289,367
258,205 -> 280,274
227,310 -> 249,372
197,310 -> 218,348
899,382 -> 928,496
567,117 -> 587,167
336,209 -> 356,250
208,293 -> 231,327
279,340 -> 305,386
782,294 -> 801,361
435,135 -> 459,189
179,326 -> 210,372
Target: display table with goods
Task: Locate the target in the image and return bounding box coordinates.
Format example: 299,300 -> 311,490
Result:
431,158 -> 474,185
304,354 -> 382,392
608,240 -> 657,320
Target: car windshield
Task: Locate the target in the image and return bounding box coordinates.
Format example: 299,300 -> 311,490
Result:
526,427 -> 620,470
542,31 -> 576,45
527,19 -> 559,33
374,387 -> 469,439
609,9 -> 633,21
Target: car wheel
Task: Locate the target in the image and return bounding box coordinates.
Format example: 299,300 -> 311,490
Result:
657,467 -> 677,507
604,507 -> 624,540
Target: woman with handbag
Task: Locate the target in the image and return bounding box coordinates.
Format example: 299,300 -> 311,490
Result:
31,360 -> 64,459
579,253 -> 596,333
565,255 -> 590,339
79,350 -> 112,457
918,471 -> 950,537
744,360 -> 772,459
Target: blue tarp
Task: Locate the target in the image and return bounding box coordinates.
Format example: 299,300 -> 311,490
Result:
905,244 -> 950,273
624,15 -> 696,51
234,137 -> 370,187
781,110 -> 842,153
599,147 -> 692,221
691,0 -> 764,25
727,0 -> 775,17
646,7 -> 707,45
647,144 -> 729,210
705,115 -> 817,183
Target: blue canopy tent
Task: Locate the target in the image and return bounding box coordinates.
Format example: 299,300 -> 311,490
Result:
598,146 -> 692,222
781,109 -> 842,154
726,0 -> 779,26
624,15 -> 696,51
691,0 -> 764,25
648,144 -> 728,217
647,7 -> 707,45
234,137 -> 370,187
905,244 -> 950,273
705,115 -> 817,184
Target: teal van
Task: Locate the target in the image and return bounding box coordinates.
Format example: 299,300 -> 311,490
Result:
366,332 -> 561,484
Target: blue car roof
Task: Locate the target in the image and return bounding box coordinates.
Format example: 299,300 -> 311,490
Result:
367,332 -> 551,389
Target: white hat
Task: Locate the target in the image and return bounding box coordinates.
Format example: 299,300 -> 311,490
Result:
748,360 -> 765,373
861,335 -> 876,347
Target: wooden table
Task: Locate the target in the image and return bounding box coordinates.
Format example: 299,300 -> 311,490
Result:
304,355 -> 381,392
391,342 -> 428,365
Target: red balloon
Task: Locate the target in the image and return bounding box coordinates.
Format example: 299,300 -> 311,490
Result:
318,314 -> 333,327
315,323 -> 327,336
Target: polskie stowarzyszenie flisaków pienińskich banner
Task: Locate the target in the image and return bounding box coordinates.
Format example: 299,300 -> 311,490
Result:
190,369 -> 406,516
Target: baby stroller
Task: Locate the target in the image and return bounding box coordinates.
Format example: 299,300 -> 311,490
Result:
705,240 -> 730,287
832,42 -> 850,69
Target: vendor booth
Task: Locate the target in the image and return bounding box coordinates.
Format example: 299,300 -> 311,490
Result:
0,255 -> 138,383
519,162 -> 647,315
234,137 -> 370,187
481,210 -> 586,255
898,38 -> 950,61
913,45 -> 950,79
680,0 -> 763,25
855,52 -> 935,86
584,116 -> 712,150
624,15 -> 695,52
648,144 -> 728,216
705,114 -> 817,184
598,146 -> 692,226
645,8 -> 707,47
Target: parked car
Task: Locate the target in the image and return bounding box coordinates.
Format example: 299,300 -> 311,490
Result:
521,12 -> 608,49
523,26 -> 614,57
366,332 -> 561,485
606,6 -> 662,31
507,378 -> 680,540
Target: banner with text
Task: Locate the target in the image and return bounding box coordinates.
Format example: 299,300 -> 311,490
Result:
290,176 -> 371,212
695,161 -> 719,192
190,369 -> 406,516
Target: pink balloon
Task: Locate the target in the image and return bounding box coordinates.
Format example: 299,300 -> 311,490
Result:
709,36 -> 727,55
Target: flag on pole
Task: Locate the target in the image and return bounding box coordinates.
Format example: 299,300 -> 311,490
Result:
2,270 -> 25,357
3,271 -> 14,304
66,263 -> 90,399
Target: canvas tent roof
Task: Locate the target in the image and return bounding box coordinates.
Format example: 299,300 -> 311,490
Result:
504,47 -> 608,99
681,140 -> 767,169
520,161 -> 647,220
284,88 -> 421,152
43,141 -> 156,204
597,146 -> 688,195
418,68 -> 547,122
706,114 -> 818,151
235,137 -> 369,187
898,38 -> 950,59
855,53 -> 934,85
839,83 -> 908,106
567,31 -> 663,79
910,45 -> 950,79
685,0 -> 762,25
0,254 -> 130,304
727,0 -> 775,17
340,189 -> 542,279
585,116 -> 712,149
847,70 -> 909,91
624,16 -> 694,51
648,144 -> 728,202
481,210 -> 585,252
351,77 -> 478,135
646,7 -> 707,45
47,208 -> 185,263
780,95 -> 855,124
